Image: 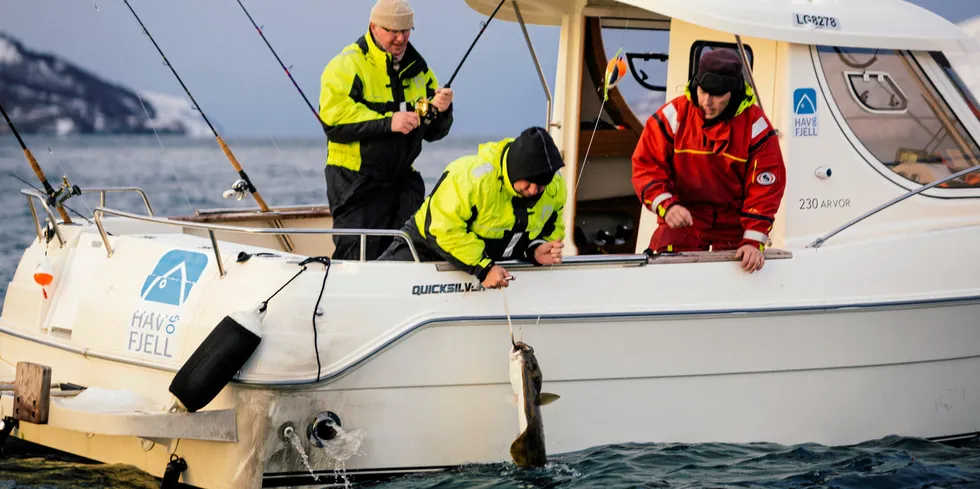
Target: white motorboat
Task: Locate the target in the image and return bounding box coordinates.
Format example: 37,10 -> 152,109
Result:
2,0 -> 980,487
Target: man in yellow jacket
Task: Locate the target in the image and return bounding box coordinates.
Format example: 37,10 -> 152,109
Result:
380,127 -> 567,289
319,0 -> 454,261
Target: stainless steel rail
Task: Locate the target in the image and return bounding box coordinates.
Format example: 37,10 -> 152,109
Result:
808,163 -> 980,248
21,189 -> 66,247
92,207 -> 420,273
512,0 -> 555,130
80,187 -> 155,216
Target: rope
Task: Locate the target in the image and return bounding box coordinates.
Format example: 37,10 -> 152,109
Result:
574,17 -> 631,196
245,255 -> 332,382
259,265 -> 308,313
300,257 -> 332,382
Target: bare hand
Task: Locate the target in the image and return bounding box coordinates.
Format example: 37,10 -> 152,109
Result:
664,205 -> 693,228
734,244 -> 765,273
533,241 -> 564,265
482,265 -> 513,289
431,88 -> 453,113
391,112 -> 420,134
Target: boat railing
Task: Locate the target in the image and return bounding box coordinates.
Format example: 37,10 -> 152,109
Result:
92,206 -> 421,276
808,163 -> 980,248
21,189 -> 66,248
80,187 -> 155,216
512,0 -> 555,131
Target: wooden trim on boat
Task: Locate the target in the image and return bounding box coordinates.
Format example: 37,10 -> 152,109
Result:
171,205 -> 333,224
648,248 -> 794,264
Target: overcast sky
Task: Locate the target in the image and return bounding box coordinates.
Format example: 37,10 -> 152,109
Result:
2,0 -> 979,139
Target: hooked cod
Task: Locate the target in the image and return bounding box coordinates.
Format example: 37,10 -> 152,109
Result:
509,340 -> 560,468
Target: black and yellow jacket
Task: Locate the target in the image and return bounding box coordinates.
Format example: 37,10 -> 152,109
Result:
405,138 -> 567,280
318,30 -> 453,183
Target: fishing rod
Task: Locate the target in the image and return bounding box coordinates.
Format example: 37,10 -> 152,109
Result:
0,102 -> 76,224
234,0 -> 319,122
404,0 -> 505,172
447,0 -> 505,89
120,0 -> 294,251
414,0 -> 505,120
7,172 -> 92,224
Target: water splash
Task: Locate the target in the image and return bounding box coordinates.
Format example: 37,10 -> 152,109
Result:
320,425 -> 367,489
283,426 -> 319,482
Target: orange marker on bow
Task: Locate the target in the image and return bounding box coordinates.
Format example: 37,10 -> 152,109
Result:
33,255 -> 53,299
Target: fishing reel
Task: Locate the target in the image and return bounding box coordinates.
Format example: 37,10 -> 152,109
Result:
48,175 -> 81,207
222,179 -> 250,201
413,97 -> 440,125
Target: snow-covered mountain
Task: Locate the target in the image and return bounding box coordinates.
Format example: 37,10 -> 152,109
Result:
0,32 -> 209,137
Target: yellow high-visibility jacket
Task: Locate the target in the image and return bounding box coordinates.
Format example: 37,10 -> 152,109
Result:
406,138 -> 567,280
318,31 -> 452,182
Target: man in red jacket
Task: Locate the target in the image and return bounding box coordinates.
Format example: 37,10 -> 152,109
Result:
631,48 -> 786,273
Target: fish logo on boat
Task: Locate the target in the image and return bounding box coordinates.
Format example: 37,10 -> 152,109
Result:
793,88 -> 817,115
140,250 -> 209,307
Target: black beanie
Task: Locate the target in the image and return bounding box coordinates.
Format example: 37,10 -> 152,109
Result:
506,127 -> 564,186
693,48 -> 743,96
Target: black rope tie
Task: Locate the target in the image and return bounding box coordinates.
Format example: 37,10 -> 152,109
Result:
254,256 -> 332,382
303,257 -> 332,383
259,265 -> 308,313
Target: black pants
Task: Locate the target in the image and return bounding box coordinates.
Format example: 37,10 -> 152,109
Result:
377,233 -> 445,262
325,166 -> 425,261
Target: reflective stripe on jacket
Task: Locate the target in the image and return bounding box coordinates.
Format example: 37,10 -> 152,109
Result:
631,82 -> 786,249
407,139 -> 567,279
318,31 -> 452,178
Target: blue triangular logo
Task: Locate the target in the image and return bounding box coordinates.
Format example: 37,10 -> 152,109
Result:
140,250 -> 209,307
793,88 -> 817,115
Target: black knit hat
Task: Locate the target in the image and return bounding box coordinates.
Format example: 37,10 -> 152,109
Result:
506,127 -> 564,186
693,48 -> 743,96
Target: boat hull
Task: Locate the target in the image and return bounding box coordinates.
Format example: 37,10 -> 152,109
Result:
3,296 -> 978,488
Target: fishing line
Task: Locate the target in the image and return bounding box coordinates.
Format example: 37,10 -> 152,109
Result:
223,2 -> 320,204
574,17 -> 631,196
501,288 -> 520,345
44,147 -> 94,218
7,172 -> 92,224
93,1 -> 195,213
119,0 -> 292,253
0,102 -> 75,223
526,18 -> 633,327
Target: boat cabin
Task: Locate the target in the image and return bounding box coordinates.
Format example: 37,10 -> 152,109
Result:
462,0 -> 980,257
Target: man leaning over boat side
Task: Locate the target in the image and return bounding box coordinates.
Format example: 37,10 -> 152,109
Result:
631,48 -> 786,273
378,127 -> 567,289
318,0 -> 455,261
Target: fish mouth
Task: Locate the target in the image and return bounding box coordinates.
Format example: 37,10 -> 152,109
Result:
511,340 -> 532,355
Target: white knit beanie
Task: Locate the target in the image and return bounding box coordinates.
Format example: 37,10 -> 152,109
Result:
370,0 -> 414,31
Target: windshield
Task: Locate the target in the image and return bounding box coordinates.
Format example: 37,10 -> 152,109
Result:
931,51 -> 980,122
816,46 -> 980,189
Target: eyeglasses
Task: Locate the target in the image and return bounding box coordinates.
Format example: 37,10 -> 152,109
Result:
382,27 -> 413,37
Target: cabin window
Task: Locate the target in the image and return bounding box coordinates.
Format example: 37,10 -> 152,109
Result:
599,21 -> 671,119
690,41 -> 754,81
844,71 -> 908,113
818,46 -> 980,189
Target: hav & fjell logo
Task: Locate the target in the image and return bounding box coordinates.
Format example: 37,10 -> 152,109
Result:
792,88 -> 818,137
128,250 -> 209,359
140,250 -> 209,307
